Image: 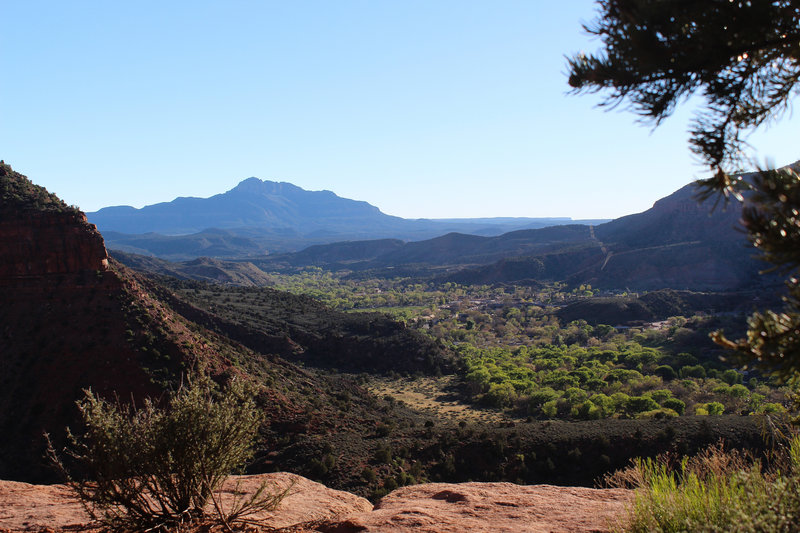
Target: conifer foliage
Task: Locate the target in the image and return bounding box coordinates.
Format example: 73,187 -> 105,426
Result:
567,0 -> 800,189
568,0 -> 800,384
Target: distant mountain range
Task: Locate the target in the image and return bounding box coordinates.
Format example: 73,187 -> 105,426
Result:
112,179 -> 773,292
253,180 -> 779,291
93,165 -> 798,291
87,178 -> 609,258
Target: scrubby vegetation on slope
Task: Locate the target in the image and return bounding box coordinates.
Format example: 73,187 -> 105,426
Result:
0,162 -> 79,217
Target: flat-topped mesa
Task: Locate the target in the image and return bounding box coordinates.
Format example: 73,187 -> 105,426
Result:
0,162 -> 108,279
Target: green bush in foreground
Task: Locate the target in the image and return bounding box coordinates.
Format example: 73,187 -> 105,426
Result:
609,433 -> 800,532
48,377 -> 286,531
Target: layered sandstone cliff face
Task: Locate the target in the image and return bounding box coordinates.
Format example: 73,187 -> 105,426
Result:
0,211 -> 109,279
0,163 -> 108,281
0,164 -> 315,486
0,165 -> 146,482
0,164 -> 189,482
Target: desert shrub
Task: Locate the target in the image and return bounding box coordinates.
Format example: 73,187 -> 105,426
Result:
361,466 -> 377,483
637,408 -> 679,419
383,476 -> 399,491
375,445 -> 393,464
696,401 -> 725,416
47,377 -> 285,530
721,369 -> 743,385
645,389 -> 673,404
679,365 -> 706,379
612,436 -> 800,533
653,365 -> 676,381
375,422 -> 393,437
573,400 -> 603,420
625,396 -> 660,415
661,398 -> 686,415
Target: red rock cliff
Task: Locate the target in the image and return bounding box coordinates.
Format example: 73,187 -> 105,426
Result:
0,163 -> 108,281
0,211 -> 108,279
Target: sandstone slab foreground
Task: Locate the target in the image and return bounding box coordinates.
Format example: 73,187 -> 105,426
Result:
0,474 -> 632,532
0,473 -> 371,532
321,482 -> 632,533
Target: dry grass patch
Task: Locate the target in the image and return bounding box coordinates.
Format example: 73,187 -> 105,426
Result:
368,376 -> 507,423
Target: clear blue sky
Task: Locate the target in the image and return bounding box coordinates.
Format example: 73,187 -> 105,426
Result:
2,1 -> 798,220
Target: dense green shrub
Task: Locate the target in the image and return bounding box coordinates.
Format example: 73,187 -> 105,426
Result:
574,400 -> 603,419
638,408 -> 679,419
653,365 -> 676,381
589,393 -> 616,417
661,398 -> 686,415
486,382 -> 518,407
761,402 -> 786,414
679,365 -> 706,379
645,389 -> 673,404
625,396 -> 660,415
528,387 -> 559,407
695,401 -> 725,416
727,384 -> 749,399
721,369 -> 743,385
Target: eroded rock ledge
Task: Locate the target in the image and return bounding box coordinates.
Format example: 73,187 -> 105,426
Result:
0,473 -> 632,533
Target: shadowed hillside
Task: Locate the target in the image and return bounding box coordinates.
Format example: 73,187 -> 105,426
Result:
0,163 -> 233,480
112,250 -> 275,286
0,164 -> 438,484
150,277 -> 454,375
265,179 -> 776,292
556,289 -> 772,326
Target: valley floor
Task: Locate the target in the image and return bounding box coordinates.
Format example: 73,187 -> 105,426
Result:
368,376 -> 507,424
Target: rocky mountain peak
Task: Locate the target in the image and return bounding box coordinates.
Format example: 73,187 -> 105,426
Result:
230,177 -> 304,196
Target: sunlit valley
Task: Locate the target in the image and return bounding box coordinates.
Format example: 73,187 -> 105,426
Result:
3,159 -> 792,498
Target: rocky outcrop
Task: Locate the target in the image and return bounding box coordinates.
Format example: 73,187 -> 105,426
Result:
0,474 -> 633,533
323,482 -> 632,533
0,211 -> 108,280
0,165 -> 227,483
0,163 -> 108,281
0,473 -> 372,532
